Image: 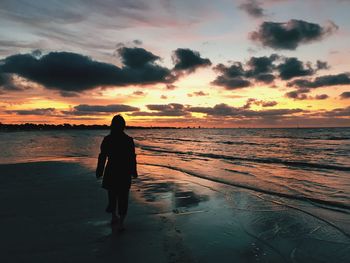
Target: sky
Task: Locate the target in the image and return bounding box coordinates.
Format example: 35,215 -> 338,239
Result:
0,0 -> 349,127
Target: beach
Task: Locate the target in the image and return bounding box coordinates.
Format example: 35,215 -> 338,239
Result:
1,157 -> 349,263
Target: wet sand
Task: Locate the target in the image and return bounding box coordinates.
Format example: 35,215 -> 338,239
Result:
0,160 -> 349,263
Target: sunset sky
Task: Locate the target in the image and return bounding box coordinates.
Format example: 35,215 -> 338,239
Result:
0,0 -> 349,127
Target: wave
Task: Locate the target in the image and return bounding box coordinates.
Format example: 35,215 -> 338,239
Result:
135,136 -> 262,146
139,145 -> 350,172
220,141 -> 259,146
326,136 -> 350,141
139,162 -> 350,212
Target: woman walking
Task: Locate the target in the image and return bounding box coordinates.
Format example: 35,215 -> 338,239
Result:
96,115 -> 137,230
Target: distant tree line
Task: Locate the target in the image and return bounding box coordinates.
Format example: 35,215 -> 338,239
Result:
0,123 -> 180,131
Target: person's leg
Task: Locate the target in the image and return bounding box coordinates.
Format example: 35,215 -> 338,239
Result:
117,189 -> 129,229
106,190 -> 117,213
107,190 -> 119,224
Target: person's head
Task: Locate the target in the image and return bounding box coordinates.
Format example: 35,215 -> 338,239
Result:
110,115 -> 126,134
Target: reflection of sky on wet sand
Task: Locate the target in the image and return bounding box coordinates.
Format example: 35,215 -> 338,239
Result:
132,163 -> 350,262
134,166 -> 210,214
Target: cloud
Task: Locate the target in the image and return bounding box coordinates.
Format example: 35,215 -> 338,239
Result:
246,54 -> 278,76
243,98 -> 278,108
254,74 -> 275,83
0,49 -> 174,93
314,94 -> 329,100
59,91 -> 80,97
118,47 -> 159,68
250,19 -> 338,50
187,91 -> 208,97
245,54 -> 280,83
285,90 -> 308,100
188,103 -> 303,117
130,103 -> 189,116
132,39 -> 143,45
0,73 -> 19,91
239,0 -> 265,18
172,48 -> 211,73
187,104 -> 240,116
133,90 -> 146,96
212,54 -> 334,90
212,62 -> 250,89
316,60 -> 330,70
321,106 -> 350,117
277,57 -> 314,80
165,84 -> 177,90
340,91 -> 350,99
285,90 -> 329,100
287,73 -> 350,88
211,55 -> 278,89
212,76 -> 251,90
213,62 -> 245,78
5,108 -> 58,115
0,73 -> 33,91
64,104 -> 140,115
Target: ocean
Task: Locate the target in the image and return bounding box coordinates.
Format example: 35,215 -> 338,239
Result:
0,128 -> 350,237
1,128 -> 349,210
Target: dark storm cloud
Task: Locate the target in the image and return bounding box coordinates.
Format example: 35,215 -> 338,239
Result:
340,91 -> 350,99
6,108 -> 57,115
277,57 -> 314,80
172,48 -> 212,73
287,73 -> 350,88
0,48 -> 174,92
239,0 -> 265,18
130,103 -> 189,116
250,19 -> 338,50
65,104 -> 140,116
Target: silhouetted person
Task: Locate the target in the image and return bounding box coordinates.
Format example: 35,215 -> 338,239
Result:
96,115 -> 137,230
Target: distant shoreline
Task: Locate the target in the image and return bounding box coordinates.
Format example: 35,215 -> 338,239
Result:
0,123 -> 179,131
0,123 -> 349,131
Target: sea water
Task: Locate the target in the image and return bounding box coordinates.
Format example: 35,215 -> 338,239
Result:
1,128 -> 349,231
1,128 -> 348,209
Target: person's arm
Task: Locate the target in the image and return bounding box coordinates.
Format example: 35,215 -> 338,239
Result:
96,138 -> 107,178
131,139 -> 138,179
